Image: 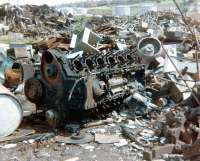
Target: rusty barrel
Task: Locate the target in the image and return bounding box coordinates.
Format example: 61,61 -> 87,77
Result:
0,84 -> 23,138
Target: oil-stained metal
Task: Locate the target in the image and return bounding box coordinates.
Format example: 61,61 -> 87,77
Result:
25,38 -> 145,127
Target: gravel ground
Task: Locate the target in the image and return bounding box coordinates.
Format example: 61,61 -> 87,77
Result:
0,95 -> 172,161
0,96 -> 144,161
0,141 -> 142,161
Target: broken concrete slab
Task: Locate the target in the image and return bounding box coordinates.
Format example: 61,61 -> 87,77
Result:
56,133 -> 94,145
152,144 -> 175,159
95,133 -> 121,144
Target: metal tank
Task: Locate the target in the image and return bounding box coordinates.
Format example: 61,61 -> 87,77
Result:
0,84 -> 23,138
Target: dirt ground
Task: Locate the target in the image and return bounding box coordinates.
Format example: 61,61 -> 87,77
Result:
0,96 -> 144,161
0,141 -> 141,161
0,121 -> 143,161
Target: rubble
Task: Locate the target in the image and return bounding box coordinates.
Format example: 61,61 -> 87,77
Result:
0,4 -> 72,38
56,133 -> 94,145
37,36 -> 71,51
64,157 -> 80,161
1,143 -> 17,149
94,133 -> 120,144
0,129 -> 34,142
1,1 -> 200,160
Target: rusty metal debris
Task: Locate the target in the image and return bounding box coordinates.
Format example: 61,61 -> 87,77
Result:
0,4 -> 72,38
1,2 -> 200,160
24,31 -> 145,127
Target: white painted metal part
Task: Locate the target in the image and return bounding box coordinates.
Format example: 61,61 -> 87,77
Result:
0,84 -> 23,138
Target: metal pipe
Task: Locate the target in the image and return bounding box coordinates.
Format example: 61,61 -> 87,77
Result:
195,47 -> 200,79
172,0 -> 195,36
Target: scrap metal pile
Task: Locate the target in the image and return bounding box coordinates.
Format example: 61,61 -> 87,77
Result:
24,27 -> 146,127
0,3 -> 72,37
1,6 -> 200,160
23,10 -> 200,160
89,11 -> 200,41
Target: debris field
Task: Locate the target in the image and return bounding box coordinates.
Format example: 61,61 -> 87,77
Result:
1,2 -> 200,161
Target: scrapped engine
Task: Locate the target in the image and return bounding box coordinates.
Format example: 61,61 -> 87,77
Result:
25,46 -> 145,126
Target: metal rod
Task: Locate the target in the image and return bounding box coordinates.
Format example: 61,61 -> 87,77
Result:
195,47 -> 200,77
161,44 -> 200,105
195,29 -> 200,81
172,0 -> 200,90
172,0 -> 200,50
172,0 -> 194,35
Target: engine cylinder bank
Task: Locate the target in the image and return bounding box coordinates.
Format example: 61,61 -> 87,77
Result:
25,48 -> 144,127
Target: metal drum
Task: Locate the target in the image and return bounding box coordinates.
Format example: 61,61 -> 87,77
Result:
0,84 -> 23,138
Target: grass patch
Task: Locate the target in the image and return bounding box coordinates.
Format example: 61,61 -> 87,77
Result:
0,34 -> 43,44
